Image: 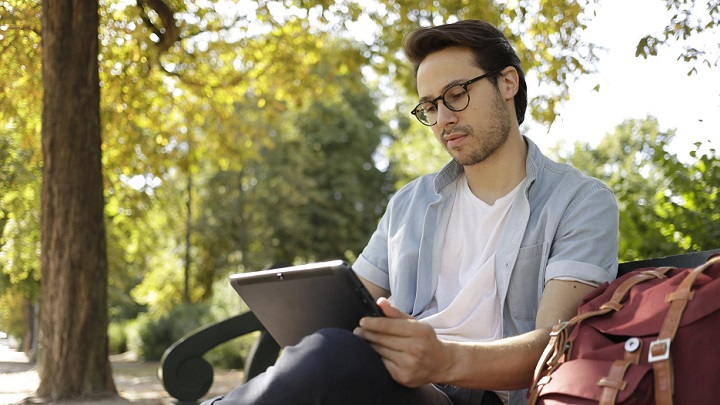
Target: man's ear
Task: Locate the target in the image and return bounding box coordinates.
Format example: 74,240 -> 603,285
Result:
498,66 -> 519,100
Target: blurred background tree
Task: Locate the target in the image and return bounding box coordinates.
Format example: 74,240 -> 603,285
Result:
554,116 -> 719,262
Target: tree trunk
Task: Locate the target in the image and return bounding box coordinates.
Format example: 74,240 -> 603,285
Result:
22,298 -> 36,358
38,0 -> 116,400
237,168 -> 249,271
184,173 -> 192,303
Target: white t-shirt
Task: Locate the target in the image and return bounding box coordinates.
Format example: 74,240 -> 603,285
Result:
420,174 -> 525,405
418,173 -> 525,343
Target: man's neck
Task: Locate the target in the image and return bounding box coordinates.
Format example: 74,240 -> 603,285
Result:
463,133 -> 528,205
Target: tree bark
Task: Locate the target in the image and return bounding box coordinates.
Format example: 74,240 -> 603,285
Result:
38,0 -> 116,400
22,298 -> 36,357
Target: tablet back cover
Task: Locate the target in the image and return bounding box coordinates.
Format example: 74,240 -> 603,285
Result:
229,260 -> 381,347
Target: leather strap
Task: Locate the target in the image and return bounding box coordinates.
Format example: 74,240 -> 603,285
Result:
651,257 -> 719,405
528,322 -> 571,404
598,339 -> 643,405
574,266 -> 673,325
599,267 -> 672,312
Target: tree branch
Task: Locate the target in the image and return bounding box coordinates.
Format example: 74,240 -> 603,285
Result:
137,0 -> 179,54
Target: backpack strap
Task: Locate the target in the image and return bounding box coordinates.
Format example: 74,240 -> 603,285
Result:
598,338 -> 643,405
600,268 -> 672,312
651,256 -> 720,405
571,266 -> 674,327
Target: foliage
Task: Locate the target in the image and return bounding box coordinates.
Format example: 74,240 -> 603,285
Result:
0,0 -> 43,302
275,75 -> 394,260
0,0 -> 608,319
653,137 -> 720,251
557,116 -> 719,261
385,118 -> 449,189
203,333 -> 259,370
130,302 -> 214,361
0,288 -> 26,343
108,320 -> 129,354
284,0 -> 601,124
127,279 -> 256,366
636,0 -> 720,74
123,34 -> 395,309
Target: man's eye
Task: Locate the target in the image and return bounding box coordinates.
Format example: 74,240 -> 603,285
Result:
447,87 -> 467,100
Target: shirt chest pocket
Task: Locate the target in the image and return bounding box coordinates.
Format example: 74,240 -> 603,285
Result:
507,242 -> 548,322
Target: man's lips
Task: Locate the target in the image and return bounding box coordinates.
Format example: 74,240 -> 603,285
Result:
444,132 -> 468,148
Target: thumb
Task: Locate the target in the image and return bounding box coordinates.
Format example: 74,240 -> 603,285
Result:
377,297 -> 412,319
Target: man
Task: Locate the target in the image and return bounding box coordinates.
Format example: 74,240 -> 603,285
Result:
204,19 -> 618,405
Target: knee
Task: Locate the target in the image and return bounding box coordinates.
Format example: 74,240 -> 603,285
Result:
243,329 -> 394,404
315,327 -> 368,349
278,327 -> 382,376
290,327 -> 374,360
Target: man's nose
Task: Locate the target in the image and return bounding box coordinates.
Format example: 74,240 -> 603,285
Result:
435,102 -> 458,128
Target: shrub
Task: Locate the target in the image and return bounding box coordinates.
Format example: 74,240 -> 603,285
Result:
0,289 -> 28,346
129,303 -> 213,361
203,331 -> 259,369
128,280 -> 259,368
108,321 -> 128,354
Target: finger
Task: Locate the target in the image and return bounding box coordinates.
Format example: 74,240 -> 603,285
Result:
373,351 -> 405,384
366,341 -> 407,371
360,328 -> 412,352
358,298 -> 413,333
359,316 -> 417,337
370,345 -> 423,388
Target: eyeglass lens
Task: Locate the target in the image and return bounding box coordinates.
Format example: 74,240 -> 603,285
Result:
413,84 -> 470,126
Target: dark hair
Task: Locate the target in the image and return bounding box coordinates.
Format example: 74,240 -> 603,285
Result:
403,19 -> 528,125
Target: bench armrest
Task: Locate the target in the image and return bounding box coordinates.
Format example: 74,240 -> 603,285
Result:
158,311 -> 280,403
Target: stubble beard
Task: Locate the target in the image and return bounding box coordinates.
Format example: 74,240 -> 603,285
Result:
445,88 -> 512,166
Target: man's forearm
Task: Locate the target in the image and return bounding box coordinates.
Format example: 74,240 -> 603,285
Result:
439,327 -> 552,390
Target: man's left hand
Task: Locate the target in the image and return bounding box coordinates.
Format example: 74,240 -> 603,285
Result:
353,297 -> 455,387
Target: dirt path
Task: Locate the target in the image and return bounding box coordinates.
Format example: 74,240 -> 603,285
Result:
0,344 -> 244,405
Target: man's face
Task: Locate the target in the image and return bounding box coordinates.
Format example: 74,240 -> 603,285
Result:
416,47 -> 512,166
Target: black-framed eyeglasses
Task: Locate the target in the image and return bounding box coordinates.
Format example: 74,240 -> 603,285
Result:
411,67 -> 505,126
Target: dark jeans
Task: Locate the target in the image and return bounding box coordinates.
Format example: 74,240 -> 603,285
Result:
202,328 -> 504,405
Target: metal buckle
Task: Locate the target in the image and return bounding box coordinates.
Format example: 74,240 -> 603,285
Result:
648,338 -> 671,362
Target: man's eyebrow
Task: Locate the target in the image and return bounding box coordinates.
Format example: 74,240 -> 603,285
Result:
418,78 -> 468,102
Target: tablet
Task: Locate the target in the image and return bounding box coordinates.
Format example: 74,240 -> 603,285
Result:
229,260 -> 383,347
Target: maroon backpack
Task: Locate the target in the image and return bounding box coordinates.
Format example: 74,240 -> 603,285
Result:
528,256 -> 720,405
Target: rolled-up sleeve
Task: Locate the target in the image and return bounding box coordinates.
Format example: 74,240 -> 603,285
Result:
545,183 -> 619,286
353,202 -> 392,291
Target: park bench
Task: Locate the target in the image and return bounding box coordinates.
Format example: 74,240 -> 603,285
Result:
158,248 -> 720,404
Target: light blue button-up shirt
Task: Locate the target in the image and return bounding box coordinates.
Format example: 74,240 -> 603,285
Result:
353,136 -> 619,404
